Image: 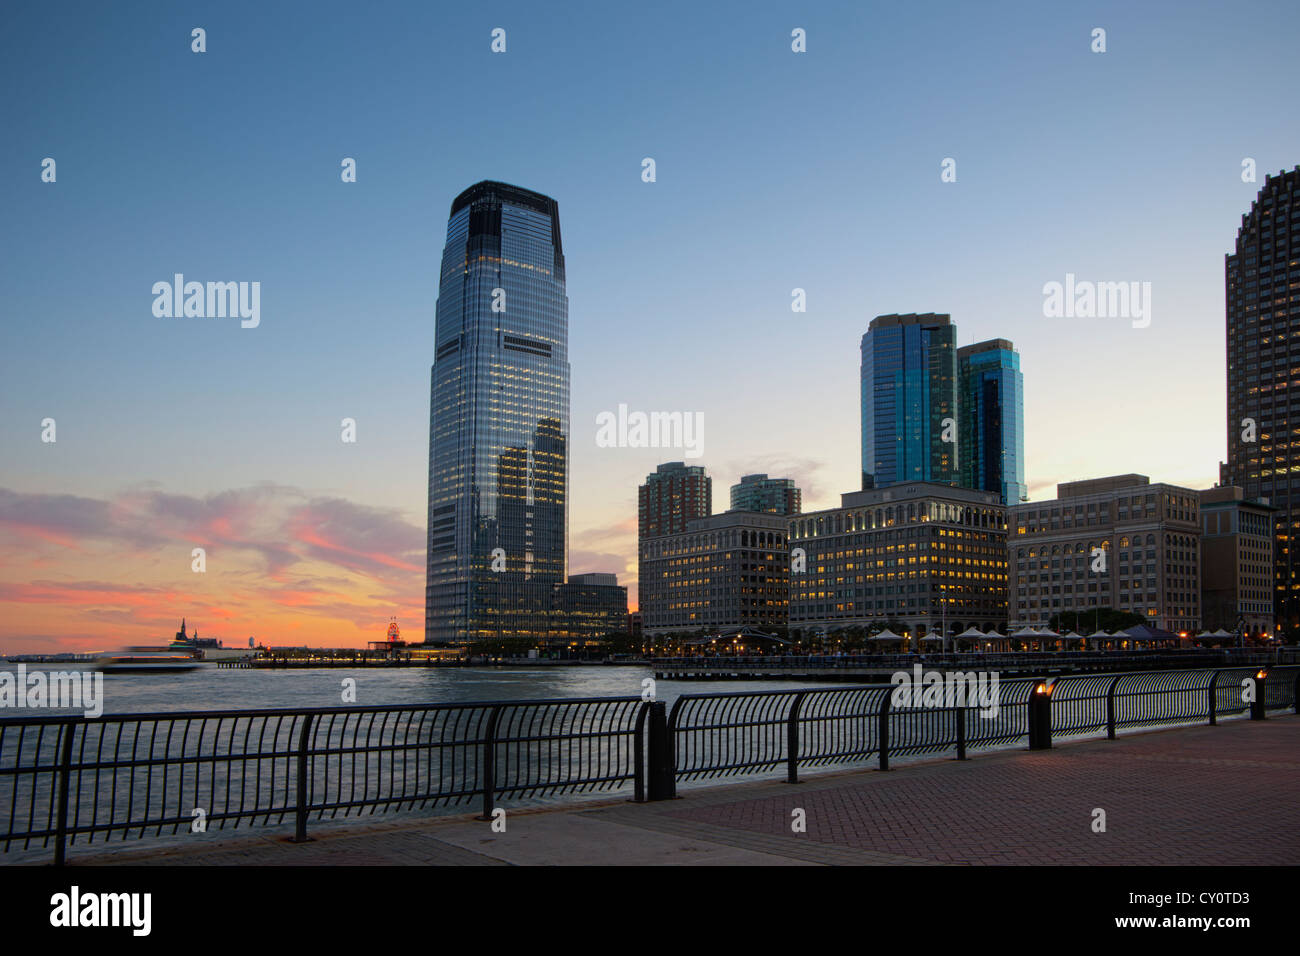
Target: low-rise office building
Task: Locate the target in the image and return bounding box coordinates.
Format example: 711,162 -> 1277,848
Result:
550,573 -> 629,644
639,511 -> 789,635
788,482 -> 1008,637
1199,486 -> 1275,637
1008,475 -> 1201,634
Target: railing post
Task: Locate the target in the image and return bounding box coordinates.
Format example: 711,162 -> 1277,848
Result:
480,705 -> 502,819
1250,669 -> 1267,721
1106,674 -> 1121,739
786,692 -> 807,783
955,705 -> 967,761
52,717 -> 77,866
1208,671 -> 1220,726
1294,671 -> 1300,715
633,700 -> 648,803
646,701 -> 673,801
291,712 -> 316,843
1028,680 -> 1053,750
878,692 -> 892,771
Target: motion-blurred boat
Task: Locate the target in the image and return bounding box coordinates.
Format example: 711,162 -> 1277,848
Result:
96,646 -> 203,673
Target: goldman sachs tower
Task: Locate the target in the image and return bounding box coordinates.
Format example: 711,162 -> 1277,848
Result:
425,182 -> 569,643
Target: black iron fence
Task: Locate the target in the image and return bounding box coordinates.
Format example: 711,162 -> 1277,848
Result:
1,696 -> 646,865
2,667 -> 1296,864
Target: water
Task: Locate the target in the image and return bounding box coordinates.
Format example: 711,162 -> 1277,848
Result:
5,662 -> 819,716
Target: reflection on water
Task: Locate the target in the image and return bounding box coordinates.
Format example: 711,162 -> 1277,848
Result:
13,664 -> 818,716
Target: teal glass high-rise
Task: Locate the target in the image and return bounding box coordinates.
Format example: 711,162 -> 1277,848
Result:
860,313 -> 958,490
958,340 -> 1026,505
425,182 -> 569,643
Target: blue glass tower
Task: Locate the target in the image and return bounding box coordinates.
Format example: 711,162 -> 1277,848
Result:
860,313 -> 958,490
958,340 -> 1026,505
425,182 -> 569,643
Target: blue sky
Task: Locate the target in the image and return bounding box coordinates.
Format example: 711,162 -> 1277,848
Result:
2,0 -> 1298,644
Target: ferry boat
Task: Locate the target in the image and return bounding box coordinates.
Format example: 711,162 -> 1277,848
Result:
96,619 -> 207,673
96,645 -> 204,673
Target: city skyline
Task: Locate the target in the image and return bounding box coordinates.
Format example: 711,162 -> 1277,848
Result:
4,1 -> 1300,652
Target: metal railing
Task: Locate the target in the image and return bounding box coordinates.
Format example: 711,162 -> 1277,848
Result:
666,666 -> 1299,786
2,667 -> 1296,864
1,696 -> 646,865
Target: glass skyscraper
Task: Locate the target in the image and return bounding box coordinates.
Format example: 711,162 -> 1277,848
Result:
425,182 -> 569,643
958,339 -> 1026,505
860,313 -> 958,490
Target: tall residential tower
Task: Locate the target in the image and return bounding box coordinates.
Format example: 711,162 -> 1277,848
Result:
730,473 -> 802,515
425,182 -> 569,643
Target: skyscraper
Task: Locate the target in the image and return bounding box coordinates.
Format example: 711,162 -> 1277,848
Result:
958,339 -> 1026,505
730,473 -> 802,515
860,313 -> 958,490
637,462 -> 711,624
638,462 -> 711,538
425,182 -> 569,643
1224,166 -> 1300,630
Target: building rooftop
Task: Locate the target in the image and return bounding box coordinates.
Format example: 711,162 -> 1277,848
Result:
1056,475 -> 1150,499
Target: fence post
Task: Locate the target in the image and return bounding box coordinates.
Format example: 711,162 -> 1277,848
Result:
480,704 -> 501,819
1106,674 -> 1121,739
955,705 -> 967,760
1250,669 -> 1267,721
1294,671 -> 1300,715
290,713 -> 316,843
1208,671 -> 1220,726
646,701 -> 673,801
878,693 -> 892,771
53,717 -> 77,866
786,692 -> 807,783
633,700 -> 648,803
1028,680 -> 1053,750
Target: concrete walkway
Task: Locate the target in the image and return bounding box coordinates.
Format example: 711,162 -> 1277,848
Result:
61,714 -> 1299,866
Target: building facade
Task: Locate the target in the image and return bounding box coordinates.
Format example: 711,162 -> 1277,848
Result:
730,473 -> 802,515
550,573 -> 629,644
639,512 -> 789,635
1199,486 -> 1275,637
789,483 -> 1007,637
958,339 -> 1026,505
861,313 -> 958,491
425,182 -> 570,643
638,462 -> 711,537
1008,475 -> 1201,634
1223,166 -> 1300,629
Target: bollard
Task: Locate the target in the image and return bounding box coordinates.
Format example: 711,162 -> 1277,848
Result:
1027,680 -> 1053,750
1250,669 -> 1267,721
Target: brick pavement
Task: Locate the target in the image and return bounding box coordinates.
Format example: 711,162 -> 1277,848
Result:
31,713 -> 1296,867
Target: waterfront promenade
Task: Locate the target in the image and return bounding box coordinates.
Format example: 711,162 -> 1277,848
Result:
62,714 -> 1298,866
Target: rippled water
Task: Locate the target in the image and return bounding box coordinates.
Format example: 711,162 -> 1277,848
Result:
5,662 -> 818,716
